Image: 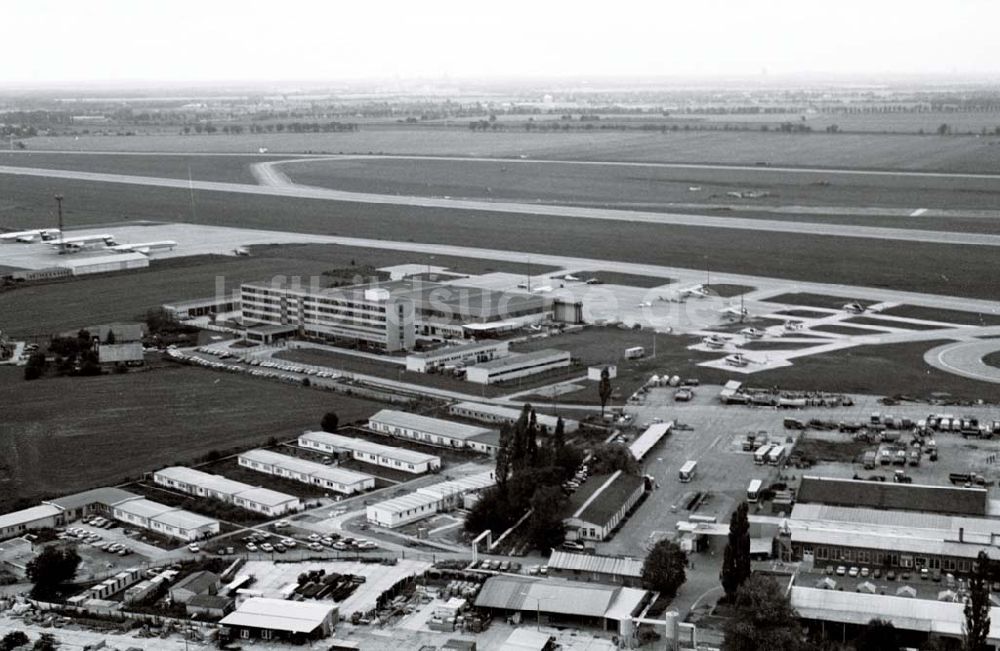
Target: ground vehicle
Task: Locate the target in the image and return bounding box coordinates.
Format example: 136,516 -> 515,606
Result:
625,346 -> 645,360
949,472 -> 991,487
836,566 -> 846,576
848,567 -> 859,578
674,388 -> 693,402
747,479 -> 762,503
679,460 -> 698,482
862,450 -> 878,470
766,445 -> 786,466
246,542 -> 258,552
754,444 -> 774,465
260,543 -> 274,553
562,540 -> 586,551
187,544 -> 200,553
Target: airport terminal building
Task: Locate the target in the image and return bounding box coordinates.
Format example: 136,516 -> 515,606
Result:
240,278 -> 552,352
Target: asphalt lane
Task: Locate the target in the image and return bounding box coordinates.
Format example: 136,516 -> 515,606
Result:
3,163 -> 1000,248
925,340 -> 1000,384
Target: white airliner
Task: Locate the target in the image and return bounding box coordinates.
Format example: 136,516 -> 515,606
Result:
108,240 -> 177,254
636,300 -> 653,308
784,320 -> 805,332
721,305 -> 749,321
843,302 -> 867,314
51,234 -> 117,252
563,274 -> 580,281
1,228 -> 61,243
740,327 -> 765,339
532,285 -> 553,294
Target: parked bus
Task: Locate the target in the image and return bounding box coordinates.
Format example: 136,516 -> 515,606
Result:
679,460 -> 697,482
747,479 -> 763,503
767,445 -> 786,466
625,346 -> 645,360
753,444 -> 774,465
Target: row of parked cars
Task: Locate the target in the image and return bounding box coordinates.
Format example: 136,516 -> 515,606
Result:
827,564 -> 947,582
244,357 -> 339,379
61,527 -> 132,556
475,559 -> 521,573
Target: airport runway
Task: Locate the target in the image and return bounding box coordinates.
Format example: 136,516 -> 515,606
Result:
3,163 -> 1000,248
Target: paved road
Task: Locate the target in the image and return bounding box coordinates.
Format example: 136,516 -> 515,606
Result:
925,340 -> 1000,384
4,163 -> 1000,248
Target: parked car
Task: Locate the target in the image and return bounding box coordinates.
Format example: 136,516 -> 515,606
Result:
246,542 -> 258,552
187,544 -> 200,553
835,566 -> 846,576
260,543 -> 274,553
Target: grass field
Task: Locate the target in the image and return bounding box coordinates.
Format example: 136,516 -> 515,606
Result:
2,174 -> 1000,302
18,128 -> 1000,173
766,293 -> 880,311
810,324 -> 882,336
571,271 -> 673,288
844,316 -> 949,330
281,156 -> 1000,214
0,364 -> 383,512
879,304 -> 1000,326
0,151 -> 288,184
985,352 -> 1000,369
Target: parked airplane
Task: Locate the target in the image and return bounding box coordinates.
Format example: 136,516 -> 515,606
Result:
740,327 -> 765,338
108,240 -> 177,254
562,274 -> 580,281
1,228 -> 61,243
703,334 -> 729,349
725,353 -> 751,367
784,320 -> 805,331
721,305 -> 749,321
637,300 -> 653,308
51,234 -> 117,252
532,285 -> 553,294
843,302 -> 867,314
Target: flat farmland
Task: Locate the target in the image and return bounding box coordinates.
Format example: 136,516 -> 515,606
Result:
281,156 -> 1000,214
0,152 -> 291,184
0,364 -> 383,512
19,128 -> 1000,172
1,175 -> 1000,301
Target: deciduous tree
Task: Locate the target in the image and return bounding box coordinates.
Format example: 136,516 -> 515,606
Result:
598,367 -> 612,417
27,546 -> 81,600
721,502 -> 752,600
964,551 -> 991,651
723,575 -> 805,651
641,539 -> 687,597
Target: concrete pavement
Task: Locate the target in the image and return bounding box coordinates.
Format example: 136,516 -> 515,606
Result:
3,163 -> 1000,247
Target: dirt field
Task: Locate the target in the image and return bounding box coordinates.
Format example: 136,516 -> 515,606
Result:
0,364 -> 383,512
3,174 -> 1000,301
19,128 -> 1000,173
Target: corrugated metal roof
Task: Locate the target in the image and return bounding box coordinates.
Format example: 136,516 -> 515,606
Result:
299,431 -> 439,465
369,410 -> 492,441
471,349 -> 569,370
234,487 -> 299,507
155,467 -> 250,496
500,628 -> 553,651
219,597 -> 333,633
417,470 -> 496,500
791,586 -> 1000,640
568,471 -> 645,527
448,402 -> 578,430
115,498 -> 175,520
153,509 -> 218,530
547,550 -> 643,578
475,576 -> 632,619
368,492 -> 440,515
629,422 -> 672,461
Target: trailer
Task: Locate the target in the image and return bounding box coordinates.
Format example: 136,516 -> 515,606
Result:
624,346 -> 645,360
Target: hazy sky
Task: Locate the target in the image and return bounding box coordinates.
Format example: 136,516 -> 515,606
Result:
3,0 -> 997,84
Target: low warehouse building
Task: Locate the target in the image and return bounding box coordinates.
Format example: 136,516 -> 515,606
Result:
368,409 -> 498,451
0,505 -> 64,541
796,475 -> 987,517
447,402 -> 579,433
546,550 -> 644,588
153,466 -> 301,516
405,340 -> 510,373
237,449 -> 374,495
58,252 -> 149,276
563,471 -> 647,542
628,422 -> 672,463
186,594 -> 234,619
170,570 -> 220,605
298,431 -> 441,474
220,597 -> 337,642
474,575 -> 649,637
44,487 -> 140,522
111,498 -> 219,541
464,349 -> 572,385
366,469 -> 496,528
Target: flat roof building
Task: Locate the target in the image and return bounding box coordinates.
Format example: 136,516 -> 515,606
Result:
448,402 -> 579,433
366,469 -> 496,528
0,505 -> 63,541
298,431 -> 441,474
405,340 -> 510,373
796,476 -> 987,516
111,498 -> 219,542
786,502 -> 1000,576
564,471 -> 647,542
241,278 -> 552,351
44,487 -> 140,522
220,597 -> 337,642
237,449 -> 374,495
368,409 -> 498,451
465,349 -> 572,385
153,466 -> 301,517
